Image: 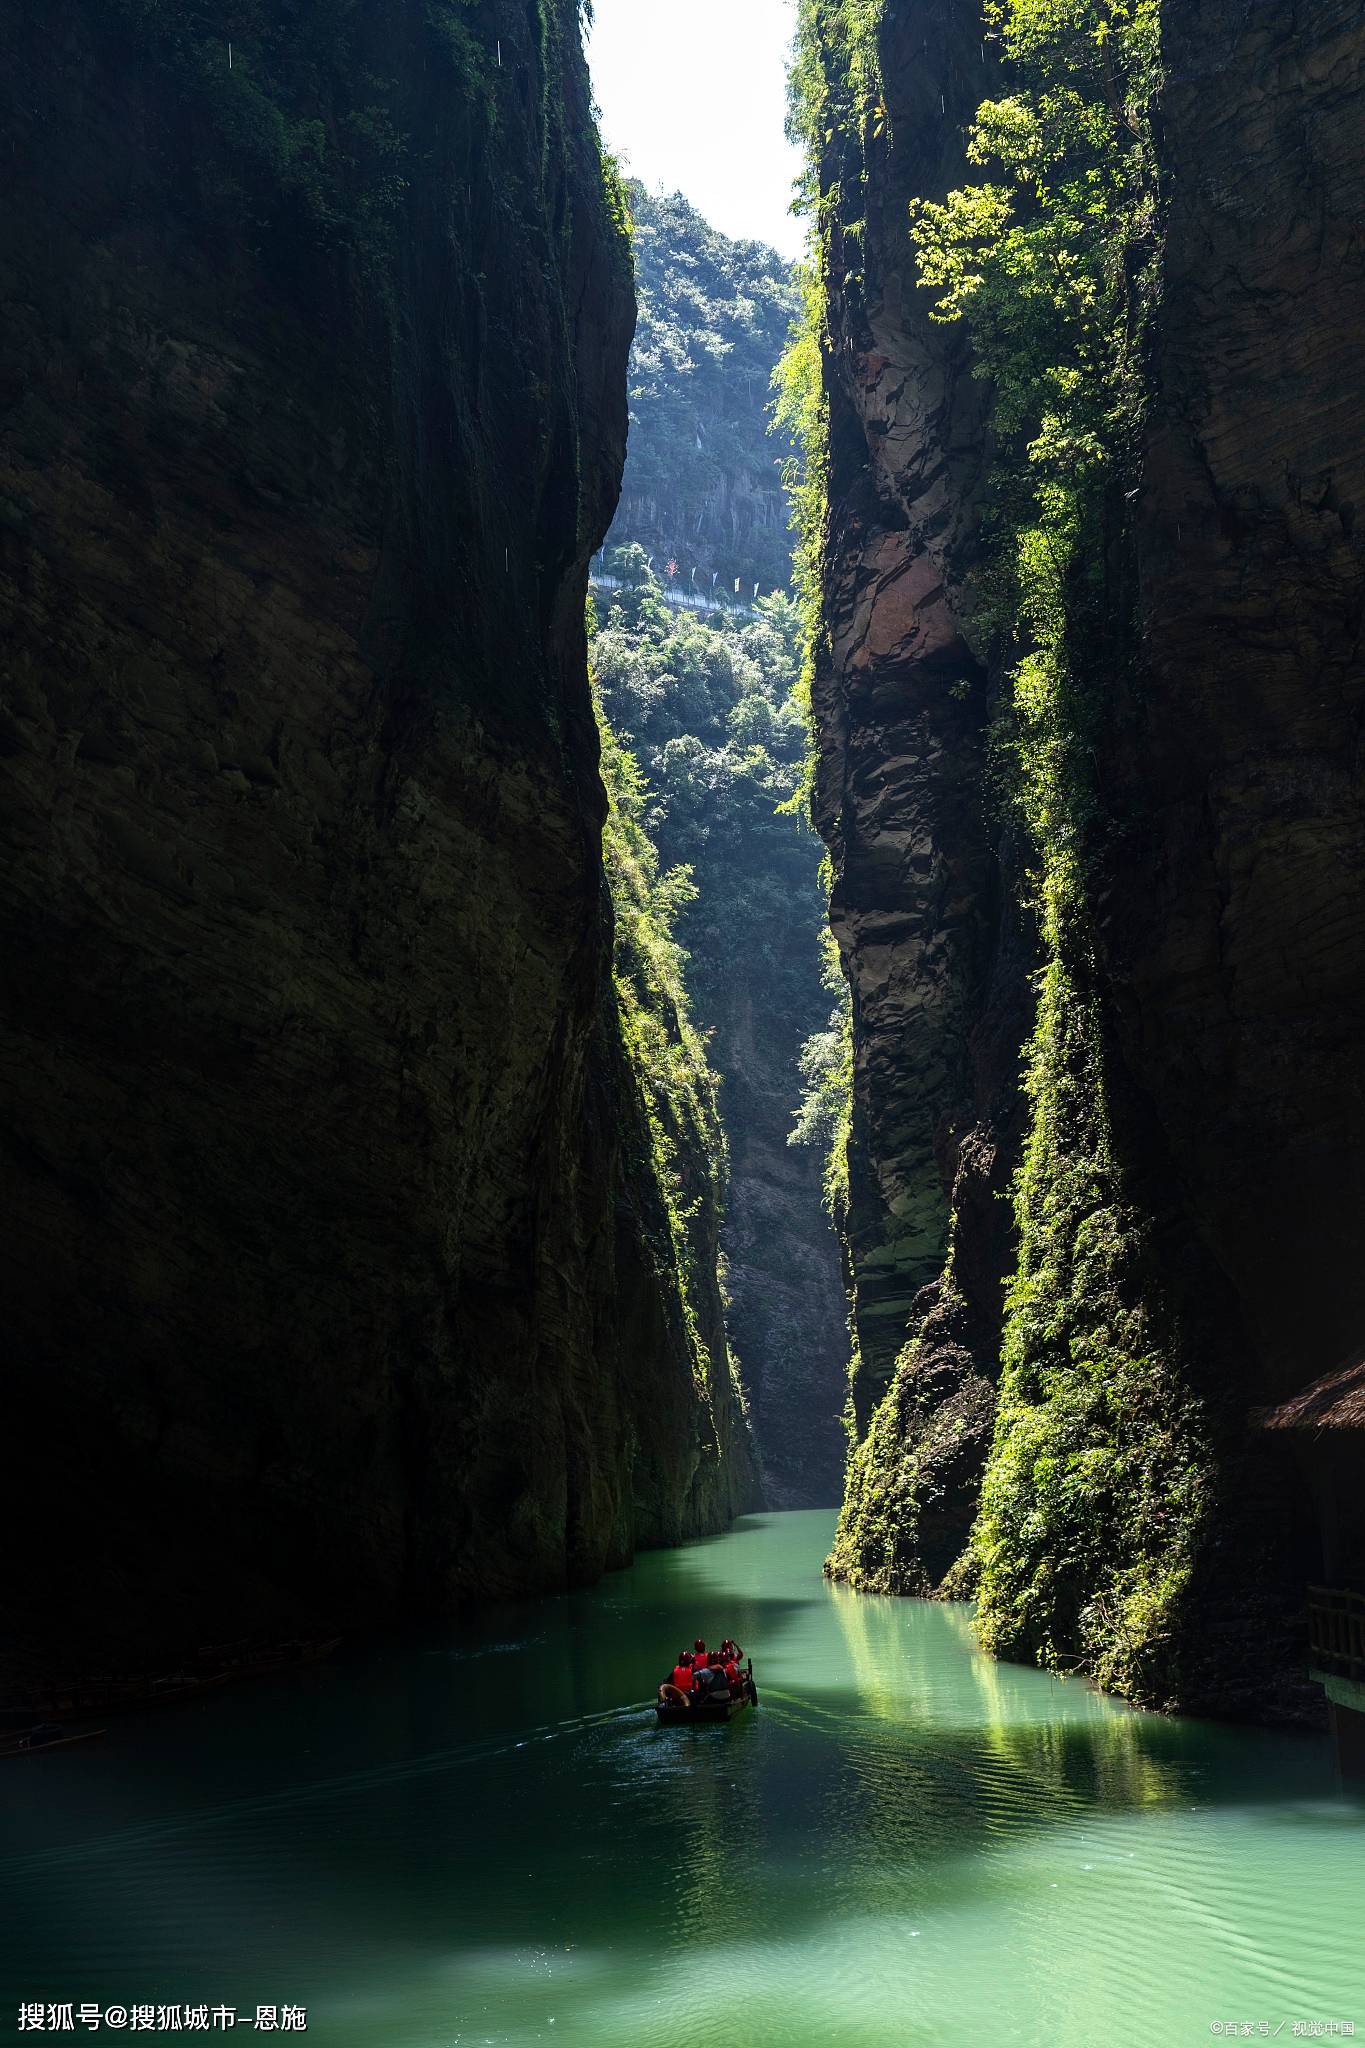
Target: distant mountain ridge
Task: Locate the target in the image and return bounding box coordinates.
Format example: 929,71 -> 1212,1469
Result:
606,182 -> 798,599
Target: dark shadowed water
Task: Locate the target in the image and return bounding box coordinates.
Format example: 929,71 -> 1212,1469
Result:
2,1511 -> 1362,2044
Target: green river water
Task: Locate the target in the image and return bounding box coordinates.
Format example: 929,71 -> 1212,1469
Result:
2,1510 -> 1362,2045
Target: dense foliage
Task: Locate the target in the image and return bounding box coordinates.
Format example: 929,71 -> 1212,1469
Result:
592,548 -> 824,1041
788,0 -> 886,215
592,536 -> 848,1500
769,262 -> 830,807
605,185 -> 799,598
596,679 -> 743,1398
786,933 -> 853,1215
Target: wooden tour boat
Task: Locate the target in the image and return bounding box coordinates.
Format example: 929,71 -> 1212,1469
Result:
655,1661 -> 758,1725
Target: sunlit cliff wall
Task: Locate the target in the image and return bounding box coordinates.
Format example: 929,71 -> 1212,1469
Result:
804,0 -> 1365,1712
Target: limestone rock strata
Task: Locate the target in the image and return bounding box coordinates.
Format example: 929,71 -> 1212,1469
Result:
0,0 -> 756,1683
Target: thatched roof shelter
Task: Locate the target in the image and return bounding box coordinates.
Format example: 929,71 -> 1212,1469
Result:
1257,1357 -> 1365,1434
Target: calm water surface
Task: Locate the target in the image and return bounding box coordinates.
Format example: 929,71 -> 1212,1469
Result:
2,1511 -> 1362,2045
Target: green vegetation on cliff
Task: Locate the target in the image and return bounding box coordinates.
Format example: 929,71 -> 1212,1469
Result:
798,0 -> 1219,1700
596,683 -> 743,1407
917,0 -> 1215,1702
591,543 -> 847,1502
788,0 -> 887,211
592,549 -> 813,1020
105,0 -> 495,261
606,185 -> 798,598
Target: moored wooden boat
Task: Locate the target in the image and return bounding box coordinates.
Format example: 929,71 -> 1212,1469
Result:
0,1636 -> 342,1723
0,1670 -> 230,1722
0,1726 -> 107,1759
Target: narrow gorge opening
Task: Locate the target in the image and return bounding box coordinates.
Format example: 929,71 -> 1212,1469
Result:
583,0 -> 851,1506
2,0 -> 1363,2037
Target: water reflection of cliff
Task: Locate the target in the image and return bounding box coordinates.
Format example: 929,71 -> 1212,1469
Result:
825,1583 -> 1183,1840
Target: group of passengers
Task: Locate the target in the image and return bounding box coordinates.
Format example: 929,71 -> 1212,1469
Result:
663,1636 -> 748,1704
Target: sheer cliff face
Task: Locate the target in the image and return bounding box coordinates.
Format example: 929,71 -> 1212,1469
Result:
711,986 -> 849,1509
0,1 -> 754,1680
815,0 -> 1365,1700
1116,0 -> 1365,1409
812,0 -> 1014,1556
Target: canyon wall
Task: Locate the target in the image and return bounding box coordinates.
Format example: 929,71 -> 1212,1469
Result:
809,0 -> 1017,1592
809,0 -> 1365,1711
710,970 -> 851,1508
1115,0 -> 1365,1412
0,0 -> 756,1687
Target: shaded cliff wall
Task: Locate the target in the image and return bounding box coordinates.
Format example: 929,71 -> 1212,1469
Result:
1104,0 -> 1365,1658
0,0 -> 755,1683
808,0 -> 1365,1711
812,0 -> 998,1404
1116,0 -> 1365,1411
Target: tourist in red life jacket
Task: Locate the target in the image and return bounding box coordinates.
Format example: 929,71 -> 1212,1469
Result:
668,1652 -> 695,1694
722,1652 -> 741,1695
693,1638 -> 708,1668
690,1653 -> 719,1700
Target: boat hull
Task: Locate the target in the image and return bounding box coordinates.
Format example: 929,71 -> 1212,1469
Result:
0,1728 -> 106,1759
654,1690 -> 755,1725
